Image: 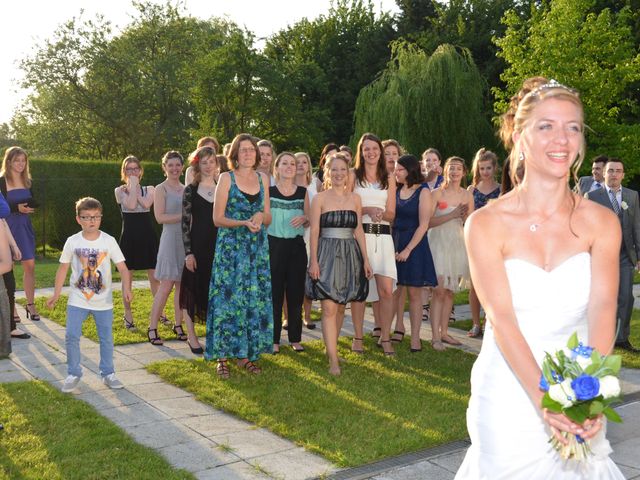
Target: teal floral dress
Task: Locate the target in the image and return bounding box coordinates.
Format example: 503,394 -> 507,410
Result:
205,171 -> 273,362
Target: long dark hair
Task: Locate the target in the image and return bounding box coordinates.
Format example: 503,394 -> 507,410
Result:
353,133 -> 388,189
397,154 -> 425,188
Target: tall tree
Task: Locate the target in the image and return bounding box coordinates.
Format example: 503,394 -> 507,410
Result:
352,42 -> 494,160
495,0 -> 640,175
265,0 -> 396,155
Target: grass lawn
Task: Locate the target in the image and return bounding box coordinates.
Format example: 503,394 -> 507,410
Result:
451,312 -> 640,369
25,289 -> 206,345
0,380 -> 194,479
13,255 -> 149,291
146,336 -> 475,467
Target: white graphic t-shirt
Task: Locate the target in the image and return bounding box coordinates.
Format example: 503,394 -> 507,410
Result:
60,231 -> 125,310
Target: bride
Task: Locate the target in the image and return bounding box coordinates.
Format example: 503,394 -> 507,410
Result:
456,77 -> 624,478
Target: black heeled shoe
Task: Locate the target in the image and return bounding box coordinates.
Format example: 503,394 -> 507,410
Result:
188,340 -> 203,355
172,324 -> 188,341
25,303 -> 40,321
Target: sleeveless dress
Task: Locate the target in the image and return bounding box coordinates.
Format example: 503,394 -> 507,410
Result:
205,172 -> 273,362
117,186 -> 159,270
6,188 -> 35,260
427,205 -> 470,292
354,181 -> 397,301
305,210 -> 368,304
456,253 -> 624,479
393,185 -> 437,287
472,186 -> 500,210
154,187 -> 185,281
179,184 -> 217,323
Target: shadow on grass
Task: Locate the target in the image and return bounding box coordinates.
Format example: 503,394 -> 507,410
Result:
0,381 -> 194,479
146,336 -> 474,467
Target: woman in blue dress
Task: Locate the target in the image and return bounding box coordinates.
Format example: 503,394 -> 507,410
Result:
466,148 -> 501,337
206,134 -> 273,379
0,147 -> 39,321
393,155 -> 437,352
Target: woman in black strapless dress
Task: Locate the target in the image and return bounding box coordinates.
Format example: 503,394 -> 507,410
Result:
306,153 -> 371,376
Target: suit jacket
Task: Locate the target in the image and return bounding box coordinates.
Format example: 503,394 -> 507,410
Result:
577,176 -> 594,195
587,186 -> 640,264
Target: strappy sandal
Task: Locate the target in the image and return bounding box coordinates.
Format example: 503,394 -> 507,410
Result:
216,360 -> 230,379
351,337 -> 364,354
380,340 -> 395,356
25,303 -> 40,321
371,327 -> 381,339
13,313 -> 20,323
238,360 -> 262,374
123,316 -> 136,331
449,306 -> 456,323
422,304 -> 430,322
159,315 -> 171,326
147,328 -> 163,346
468,325 -> 482,338
391,330 -> 405,343
172,324 -> 188,341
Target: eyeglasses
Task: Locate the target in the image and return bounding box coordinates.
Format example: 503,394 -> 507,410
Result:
125,167 -> 141,172
239,148 -> 256,154
79,215 -> 103,221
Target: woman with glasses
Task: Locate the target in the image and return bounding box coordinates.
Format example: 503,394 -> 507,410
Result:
114,156 -> 160,330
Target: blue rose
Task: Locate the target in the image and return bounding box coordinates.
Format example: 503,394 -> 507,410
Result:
571,374 -> 600,401
539,374 -> 550,392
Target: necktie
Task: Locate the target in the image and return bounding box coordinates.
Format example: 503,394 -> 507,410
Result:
593,182 -> 601,189
609,189 -> 621,215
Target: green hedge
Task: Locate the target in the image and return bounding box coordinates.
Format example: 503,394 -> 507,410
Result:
29,158 -> 167,254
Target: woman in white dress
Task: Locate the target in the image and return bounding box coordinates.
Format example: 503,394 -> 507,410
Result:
349,133 -> 397,356
456,77 -> 623,478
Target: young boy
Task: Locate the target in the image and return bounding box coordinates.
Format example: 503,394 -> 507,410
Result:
47,197 -> 132,392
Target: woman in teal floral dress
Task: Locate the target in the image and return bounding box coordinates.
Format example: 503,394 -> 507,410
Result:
206,133 -> 273,378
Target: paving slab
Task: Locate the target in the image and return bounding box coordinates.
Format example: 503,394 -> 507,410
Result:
147,395 -> 218,419
182,412 -> 255,437
126,381 -> 194,401
0,369 -> 33,383
111,367 -> 164,386
76,388 -> 142,410
157,437 -> 241,471
209,428 -> 299,459
371,461 -> 455,480
127,419 -> 210,449
194,461 -> 270,480
247,447 -> 337,480
99,401 -> 171,428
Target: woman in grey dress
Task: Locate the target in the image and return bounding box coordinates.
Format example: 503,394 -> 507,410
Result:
147,151 -> 187,346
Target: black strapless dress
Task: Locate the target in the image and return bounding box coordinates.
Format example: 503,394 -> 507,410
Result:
305,210 -> 368,304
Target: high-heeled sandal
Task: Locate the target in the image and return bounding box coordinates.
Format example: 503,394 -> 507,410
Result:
216,359 -> 230,379
380,340 -> 395,356
351,337 -> 364,354
188,340 -> 203,355
123,316 -> 136,331
172,324 -> 188,341
147,328 -> 163,346
238,359 -> 262,374
25,303 -> 40,321
371,327 -> 381,339
391,330 -> 405,343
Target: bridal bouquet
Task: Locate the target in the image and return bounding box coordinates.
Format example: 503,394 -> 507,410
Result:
539,332 -> 623,460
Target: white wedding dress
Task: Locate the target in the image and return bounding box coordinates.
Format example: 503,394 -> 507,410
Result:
456,252 -> 624,479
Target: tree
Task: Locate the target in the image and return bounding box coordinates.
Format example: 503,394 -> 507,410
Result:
265,0 -> 396,155
352,42 -> 494,160
495,0 -> 640,176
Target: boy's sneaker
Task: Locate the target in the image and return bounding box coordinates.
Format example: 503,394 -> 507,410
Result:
102,373 -> 124,389
62,375 -> 81,393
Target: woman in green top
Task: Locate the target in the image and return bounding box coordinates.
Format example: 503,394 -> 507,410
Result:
269,152 -> 309,353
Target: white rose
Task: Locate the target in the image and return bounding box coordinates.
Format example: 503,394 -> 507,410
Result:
576,355 -> 592,370
599,375 -> 621,399
549,379 -> 575,408
621,201 -> 629,211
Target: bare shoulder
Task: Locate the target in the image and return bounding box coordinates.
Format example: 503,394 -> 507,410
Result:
259,172 -> 270,186
465,195 -> 510,239
575,193 -> 618,231
467,185 -> 476,192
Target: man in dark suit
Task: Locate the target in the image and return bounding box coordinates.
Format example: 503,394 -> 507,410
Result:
578,155 -> 607,195
587,158 -> 640,351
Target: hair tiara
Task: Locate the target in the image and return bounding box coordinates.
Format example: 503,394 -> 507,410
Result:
527,79 -> 577,99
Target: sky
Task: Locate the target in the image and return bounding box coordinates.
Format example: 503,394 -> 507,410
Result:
0,0 -> 400,125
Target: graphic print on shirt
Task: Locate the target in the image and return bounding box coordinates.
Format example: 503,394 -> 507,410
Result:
74,248 -> 107,299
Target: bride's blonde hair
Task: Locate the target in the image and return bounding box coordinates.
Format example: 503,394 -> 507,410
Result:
323,153 -> 349,191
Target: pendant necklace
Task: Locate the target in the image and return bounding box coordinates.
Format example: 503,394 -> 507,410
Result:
528,198 -> 566,232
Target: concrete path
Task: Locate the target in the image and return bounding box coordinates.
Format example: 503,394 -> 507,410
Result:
2,283 -> 640,479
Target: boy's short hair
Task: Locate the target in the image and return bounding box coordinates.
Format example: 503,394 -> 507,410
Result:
76,197 -> 103,215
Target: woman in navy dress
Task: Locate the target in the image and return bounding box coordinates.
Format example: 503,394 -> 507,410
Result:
393,155 -> 437,352
466,148 -> 501,337
0,147 -> 39,321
